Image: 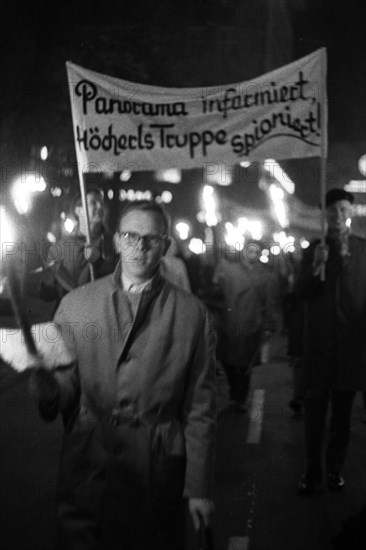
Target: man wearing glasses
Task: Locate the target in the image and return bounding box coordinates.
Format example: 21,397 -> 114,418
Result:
30,200 -> 217,550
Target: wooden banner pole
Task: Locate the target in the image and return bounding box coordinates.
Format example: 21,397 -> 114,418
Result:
76,165 -> 94,281
67,63 -> 94,282
319,47 -> 328,282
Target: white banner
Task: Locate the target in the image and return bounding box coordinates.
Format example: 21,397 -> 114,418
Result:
66,48 -> 327,172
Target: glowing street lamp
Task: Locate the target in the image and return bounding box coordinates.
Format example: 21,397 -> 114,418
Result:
120,170 -> 132,182
11,175 -> 46,214
202,185 -> 218,227
155,168 -> 181,184
1,206 -> 17,292
40,146 -> 48,161
188,238 -> 206,255
264,159 -> 295,194
64,218 -> 75,234
358,154 -> 366,177
270,245 -> 281,256
0,205 -> 16,249
12,186 -> 30,214
161,190 -> 173,204
238,217 -> 263,240
224,222 -> 245,250
269,184 -> 289,228
175,222 -> 190,241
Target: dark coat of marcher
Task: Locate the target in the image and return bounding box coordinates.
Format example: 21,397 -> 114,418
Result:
213,248 -> 276,410
297,188 -> 366,495
297,233 -> 366,391
284,255 -> 306,414
160,237 -> 191,291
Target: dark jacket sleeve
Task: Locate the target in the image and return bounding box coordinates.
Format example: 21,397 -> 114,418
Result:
38,243 -> 59,302
39,241 -> 75,301
93,232 -> 119,279
182,306 -> 217,499
76,229 -> 119,284
38,299 -> 81,423
296,240 -> 323,299
37,363 -> 80,423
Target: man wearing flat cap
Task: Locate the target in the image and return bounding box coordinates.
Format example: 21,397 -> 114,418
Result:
296,188 -> 366,494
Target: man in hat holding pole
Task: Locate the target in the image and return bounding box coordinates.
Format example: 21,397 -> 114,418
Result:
40,188 -> 118,311
297,188 -> 366,494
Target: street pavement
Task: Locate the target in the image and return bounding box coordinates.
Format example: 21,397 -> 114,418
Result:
1,296 -> 366,550
214,353 -> 366,550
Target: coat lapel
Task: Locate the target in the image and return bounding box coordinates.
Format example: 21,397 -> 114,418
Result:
109,263 -> 135,369
109,262 -> 165,370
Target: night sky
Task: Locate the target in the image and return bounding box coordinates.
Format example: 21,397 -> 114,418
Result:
1,0 -> 365,212
292,0 -> 366,145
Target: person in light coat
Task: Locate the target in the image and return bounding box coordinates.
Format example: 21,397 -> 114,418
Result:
31,200 -> 217,550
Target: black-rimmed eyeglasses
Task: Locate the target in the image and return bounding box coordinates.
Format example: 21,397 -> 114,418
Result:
120,231 -> 167,247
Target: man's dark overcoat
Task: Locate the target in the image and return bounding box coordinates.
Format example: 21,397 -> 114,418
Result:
297,234 -> 366,390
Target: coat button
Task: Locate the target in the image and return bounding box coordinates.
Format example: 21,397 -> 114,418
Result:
114,444 -> 123,455
107,409 -> 120,426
